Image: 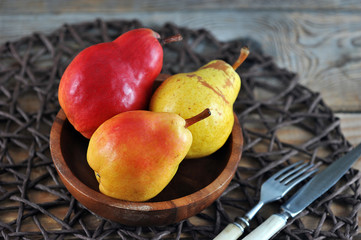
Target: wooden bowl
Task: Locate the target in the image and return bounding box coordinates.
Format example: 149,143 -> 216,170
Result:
50,76 -> 243,226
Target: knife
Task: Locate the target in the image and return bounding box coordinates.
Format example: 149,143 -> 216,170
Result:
243,143 -> 361,240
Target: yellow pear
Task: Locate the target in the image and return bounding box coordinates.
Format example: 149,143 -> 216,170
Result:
150,47 -> 249,158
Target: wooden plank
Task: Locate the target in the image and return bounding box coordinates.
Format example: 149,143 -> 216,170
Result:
1,0 -> 361,14
338,113 -> 361,147
1,3 -> 360,236
337,113 -> 361,172
1,11 -> 361,112
335,112 -> 361,214
338,113 -> 361,227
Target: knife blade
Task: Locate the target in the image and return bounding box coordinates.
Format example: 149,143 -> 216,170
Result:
243,143 -> 361,240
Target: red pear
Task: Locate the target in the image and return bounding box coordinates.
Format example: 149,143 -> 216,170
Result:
58,28 -> 182,138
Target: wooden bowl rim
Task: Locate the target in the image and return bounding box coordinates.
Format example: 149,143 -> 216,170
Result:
50,108 -> 243,213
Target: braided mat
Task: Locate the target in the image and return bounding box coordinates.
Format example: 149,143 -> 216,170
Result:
0,19 -> 360,239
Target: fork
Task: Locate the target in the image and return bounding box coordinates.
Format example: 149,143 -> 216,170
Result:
213,161 -> 318,240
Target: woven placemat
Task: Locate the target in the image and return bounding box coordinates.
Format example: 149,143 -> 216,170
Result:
0,19 -> 360,239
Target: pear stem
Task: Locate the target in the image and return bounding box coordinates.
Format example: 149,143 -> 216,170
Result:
185,108 -> 211,128
232,46 -> 250,70
161,34 -> 183,45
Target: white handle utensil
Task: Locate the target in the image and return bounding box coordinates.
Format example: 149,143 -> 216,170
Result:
242,143 -> 361,240
214,162 -> 317,240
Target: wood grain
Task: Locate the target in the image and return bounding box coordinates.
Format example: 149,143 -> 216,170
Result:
338,113 -> 361,172
1,1 -> 360,235
1,0 -> 360,186
1,0 -> 361,13
1,11 -> 361,113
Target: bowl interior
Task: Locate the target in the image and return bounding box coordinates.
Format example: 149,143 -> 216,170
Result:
60,117 -> 231,202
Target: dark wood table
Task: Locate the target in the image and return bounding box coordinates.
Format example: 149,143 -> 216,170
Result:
1,0 -> 360,238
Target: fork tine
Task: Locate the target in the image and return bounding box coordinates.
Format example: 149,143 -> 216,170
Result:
269,161 -> 303,180
286,168 -> 318,188
277,162 -> 308,182
282,163 -> 315,184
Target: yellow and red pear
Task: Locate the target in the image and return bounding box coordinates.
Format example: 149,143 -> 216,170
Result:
86,109 -> 210,201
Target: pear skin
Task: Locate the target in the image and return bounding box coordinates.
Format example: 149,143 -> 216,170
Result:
150,47 -> 249,158
87,109 -> 210,202
87,111 -> 191,201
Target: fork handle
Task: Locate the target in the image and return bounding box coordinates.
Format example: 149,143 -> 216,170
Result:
214,201 -> 264,240
243,213 -> 288,240
213,217 -> 249,240
213,223 -> 244,240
